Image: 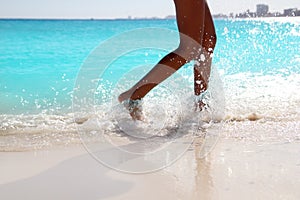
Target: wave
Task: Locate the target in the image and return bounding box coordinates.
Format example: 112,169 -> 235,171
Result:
1,71 -> 300,151
223,72 -> 300,121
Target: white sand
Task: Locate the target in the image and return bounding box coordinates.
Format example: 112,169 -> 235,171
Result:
1,137 -> 300,200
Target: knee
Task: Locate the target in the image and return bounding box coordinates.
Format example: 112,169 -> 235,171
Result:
175,42 -> 201,62
176,33 -> 217,60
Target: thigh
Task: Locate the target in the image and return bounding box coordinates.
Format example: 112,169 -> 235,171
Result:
174,0 -> 206,43
201,2 -> 217,51
203,2 -> 216,38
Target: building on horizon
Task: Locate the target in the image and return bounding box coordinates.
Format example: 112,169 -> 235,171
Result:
256,4 -> 269,17
283,8 -> 300,16
176,3 -> 300,19
236,9 -> 256,18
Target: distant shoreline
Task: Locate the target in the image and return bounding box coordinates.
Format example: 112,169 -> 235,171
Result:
0,18 -> 174,21
1,15 -> 300,22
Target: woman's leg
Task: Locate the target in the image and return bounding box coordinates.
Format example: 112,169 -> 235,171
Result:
118,52 -> 187,102
118,0 -> 207,103
194,2 -> 217,97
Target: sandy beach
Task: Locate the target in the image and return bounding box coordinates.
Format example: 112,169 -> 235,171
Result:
1,124 -> 300,200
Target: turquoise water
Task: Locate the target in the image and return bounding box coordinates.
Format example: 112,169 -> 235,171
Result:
0,19 -> 179,114
0,18 -> 300,150
1,18 -> 299,114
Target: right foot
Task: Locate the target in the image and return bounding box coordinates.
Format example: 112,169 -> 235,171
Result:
194,91 -> 210,112
194,100 -> 208,112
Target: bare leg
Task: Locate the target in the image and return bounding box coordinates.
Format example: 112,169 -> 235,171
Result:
119,0 -> 207,102
194,2 -> 217,110
118,0 -> 208,120
118,52 -> 187,102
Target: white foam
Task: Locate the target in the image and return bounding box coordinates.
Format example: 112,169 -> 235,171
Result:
223,72 -> 300,121
1,70 -> 299,151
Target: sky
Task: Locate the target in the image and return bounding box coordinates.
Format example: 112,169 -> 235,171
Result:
0,0 -> 300,19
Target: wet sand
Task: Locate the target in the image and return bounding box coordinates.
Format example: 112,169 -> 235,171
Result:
1,136 -> 300,200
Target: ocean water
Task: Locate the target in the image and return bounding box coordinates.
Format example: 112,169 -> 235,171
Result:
0,18 -> 300,151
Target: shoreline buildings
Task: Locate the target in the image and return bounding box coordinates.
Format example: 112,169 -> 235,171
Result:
213,4 -> 300,19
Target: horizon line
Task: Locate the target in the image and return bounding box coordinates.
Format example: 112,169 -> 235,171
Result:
0,17 -> 175,20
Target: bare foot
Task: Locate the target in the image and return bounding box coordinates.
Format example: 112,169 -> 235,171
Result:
128,105 -> 145,121
119,92 -> 145,121
118,90 -> 132,103
194,92 -> 210,112
194,100 -> 207,112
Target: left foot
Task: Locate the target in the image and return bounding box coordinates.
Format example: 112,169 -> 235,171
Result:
118,90 -> 132,103
119,92 -> 145,121
123,99 -> 145,121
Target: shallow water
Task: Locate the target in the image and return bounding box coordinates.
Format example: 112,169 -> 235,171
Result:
0,18 -> 300,151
